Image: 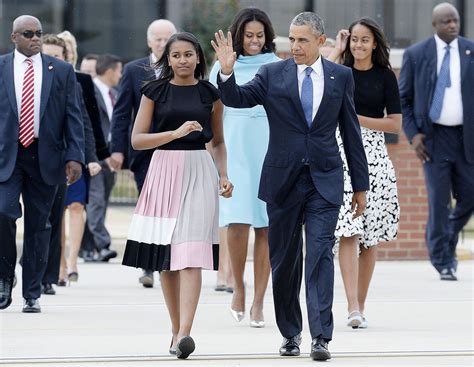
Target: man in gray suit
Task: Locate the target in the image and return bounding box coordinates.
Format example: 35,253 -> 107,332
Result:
82,54 -> 122,262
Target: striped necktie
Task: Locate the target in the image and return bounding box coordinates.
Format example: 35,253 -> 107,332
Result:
19,58 -> 35,147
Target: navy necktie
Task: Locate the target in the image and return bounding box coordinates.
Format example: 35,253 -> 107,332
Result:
301,67 -> 313,127
429,45 -> 451,122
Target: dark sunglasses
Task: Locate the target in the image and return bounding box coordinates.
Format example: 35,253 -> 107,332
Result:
19,30 -> 43,39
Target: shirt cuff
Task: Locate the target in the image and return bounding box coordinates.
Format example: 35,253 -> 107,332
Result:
219,70 -> 233,82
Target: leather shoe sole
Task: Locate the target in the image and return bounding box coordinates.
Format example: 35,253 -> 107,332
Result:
279,348 -> 300,356
311,349 -> 331,361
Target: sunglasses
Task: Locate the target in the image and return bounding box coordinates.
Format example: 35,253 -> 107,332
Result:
19,30 -> 43,39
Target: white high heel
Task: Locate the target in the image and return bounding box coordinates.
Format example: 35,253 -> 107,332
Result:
229,308 -> 245,322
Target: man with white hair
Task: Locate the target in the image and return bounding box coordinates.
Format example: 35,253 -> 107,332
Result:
110,19 -> 176,288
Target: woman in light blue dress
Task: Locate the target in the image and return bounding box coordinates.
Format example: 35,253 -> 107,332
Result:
209,7 -> 279,328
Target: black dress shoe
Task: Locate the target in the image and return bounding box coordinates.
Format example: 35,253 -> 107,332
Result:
279,333 -> 301,356
82,250 -> 97,262
97,248 -> 117,262
310,338 -> 331,361
41,283 -> 56,295
0,277 -> 13,310
22,298 -> 41,313
440,268 -> 457,281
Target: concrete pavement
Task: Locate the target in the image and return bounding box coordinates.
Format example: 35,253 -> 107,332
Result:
1,257 -> 473,366
4,206 -> 473,366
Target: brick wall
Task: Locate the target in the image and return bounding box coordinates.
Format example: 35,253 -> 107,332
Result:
378,134 -> 429,260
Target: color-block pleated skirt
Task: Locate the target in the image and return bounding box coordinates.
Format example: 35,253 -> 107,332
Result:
122,149 -> 219,271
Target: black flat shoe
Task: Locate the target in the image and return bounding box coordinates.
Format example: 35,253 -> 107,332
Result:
279,333 -> 301,356
176,336 -> 195,359
310,338 -> 331,361
41,283 -> 56,295
97,248 -> 117,262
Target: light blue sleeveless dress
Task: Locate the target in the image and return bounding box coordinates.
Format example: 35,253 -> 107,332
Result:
209,53 -> 280,228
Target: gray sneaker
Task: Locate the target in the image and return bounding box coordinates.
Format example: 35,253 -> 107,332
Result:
139,270 -> 154,288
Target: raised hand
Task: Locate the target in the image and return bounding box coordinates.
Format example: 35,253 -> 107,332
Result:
335,29 -> 350,54
211,30 -> 236,75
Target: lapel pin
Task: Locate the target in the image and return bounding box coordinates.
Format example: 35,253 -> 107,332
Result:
466,49 -> 471,56
330,76 -> 334,80
48,65 -> 53,70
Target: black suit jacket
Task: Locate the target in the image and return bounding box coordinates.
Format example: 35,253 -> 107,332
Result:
75,72 -> 109,161
110,56 -> 156,171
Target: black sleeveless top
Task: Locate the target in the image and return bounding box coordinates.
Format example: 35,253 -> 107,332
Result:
141,79 -> 220,150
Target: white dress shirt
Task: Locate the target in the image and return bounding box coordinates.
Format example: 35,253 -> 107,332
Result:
150,53 -> 161,78
93,78 -> 114,121
14,49 -> 43,137
296,56 -> 324,122
220,56 -> 325,122
434,34 -> 463,126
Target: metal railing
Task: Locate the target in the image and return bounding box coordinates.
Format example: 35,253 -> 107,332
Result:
110,170 -> 138,205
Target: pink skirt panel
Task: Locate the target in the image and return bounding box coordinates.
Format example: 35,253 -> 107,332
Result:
135,150 -> 185,218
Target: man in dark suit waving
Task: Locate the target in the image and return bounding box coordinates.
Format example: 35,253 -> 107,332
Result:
399,3 -> 474,281
213,12 -> 369,361
0,15 -> 84,312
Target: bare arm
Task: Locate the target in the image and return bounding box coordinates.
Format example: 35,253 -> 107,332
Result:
358,113 -> 402,134
131,95 -> 203,150
209,99 -> 233,198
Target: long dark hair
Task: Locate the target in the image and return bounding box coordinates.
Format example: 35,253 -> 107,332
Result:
343,17 -> 391,69
229,7 -> 276,58
155,32 -> 207,80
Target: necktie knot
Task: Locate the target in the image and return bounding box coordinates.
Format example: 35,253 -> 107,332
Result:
25,58 -> 32,66
305,67 -> 313,78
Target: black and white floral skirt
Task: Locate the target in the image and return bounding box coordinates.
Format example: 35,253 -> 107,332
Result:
335,127 -> 400,249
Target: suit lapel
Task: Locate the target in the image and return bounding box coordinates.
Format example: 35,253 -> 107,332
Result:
40,56 -> 54,121
423,38 -> 437,107
2,53 -> 19,119
310,58 -> 335,130
458,37 -> 470,81
283,59 -> 307,126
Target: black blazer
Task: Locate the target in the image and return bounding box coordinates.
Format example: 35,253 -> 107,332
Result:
399,36 -> 474,163
110,56 -> 156,171
75,72 -> 110,161
218,57 -> 369,205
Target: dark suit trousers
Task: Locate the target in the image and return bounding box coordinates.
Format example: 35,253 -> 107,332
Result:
132,154 -> 153,193
267,167 -> 340,341
0,142 -> 58,299
424,125 -> 474,272
42,184 -> 67,284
